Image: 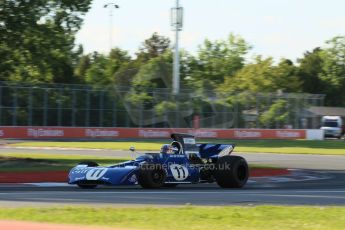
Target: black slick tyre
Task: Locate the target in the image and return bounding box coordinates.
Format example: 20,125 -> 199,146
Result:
138,164 -> 166,189
76,161 -> 99,189
77,184 -> 98,189
215,155 -> 249,188
164,184 -> 178,188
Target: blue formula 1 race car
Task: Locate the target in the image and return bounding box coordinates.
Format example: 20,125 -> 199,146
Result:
68,133 -> 249,189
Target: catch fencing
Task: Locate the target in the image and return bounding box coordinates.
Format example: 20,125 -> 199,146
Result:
0,82 -> 325,129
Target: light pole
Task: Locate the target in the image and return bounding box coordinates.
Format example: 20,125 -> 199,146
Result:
171,0 -> 183,95
104,2 -> 119,50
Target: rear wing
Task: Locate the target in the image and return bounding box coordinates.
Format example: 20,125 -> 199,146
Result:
170,133 -> 235,158
197,144 -> 235,159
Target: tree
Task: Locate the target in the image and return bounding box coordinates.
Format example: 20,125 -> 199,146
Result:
132,51 -> 173,90
83,48 -> 131,88
187,34 -> 251,92
107,48 -> 131,84
217,57 -> 301,127
124,51 -> 173,110
218,56 -> 301,94
319,36 -> 345,106
0,0 -> 92,83
85,53 -> 108,88
74,54 -> 91,82
259,100 -> 290,128
136,32 -> 171,62
273,59 -> 301,92
297,48 -> 324,94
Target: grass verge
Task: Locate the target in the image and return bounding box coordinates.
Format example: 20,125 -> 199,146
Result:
9,141 -> 163,151
8,140 -> 345,155
0,206 -> 344,230
0,153 -> 126,172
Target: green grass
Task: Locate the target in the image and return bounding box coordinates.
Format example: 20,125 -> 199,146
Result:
236,147 -> 345,155
234,140 -> 345,154
0,153 -> 127,172
0,206 -> 344,230
9,141 -> 163,151
9,140 -> 345,155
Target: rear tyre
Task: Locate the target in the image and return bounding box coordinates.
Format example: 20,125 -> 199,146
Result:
138,164 -> 166,189
76,161 -> 99,189
215,155 -> 249,188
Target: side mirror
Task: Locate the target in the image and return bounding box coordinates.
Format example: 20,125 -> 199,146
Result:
129,147 -> 135,152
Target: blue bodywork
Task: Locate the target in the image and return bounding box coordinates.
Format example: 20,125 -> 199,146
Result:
68,134 -> 234,186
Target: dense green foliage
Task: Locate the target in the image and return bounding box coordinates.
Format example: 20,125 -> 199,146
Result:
0,0 -> 92,83
0,2 -> 344,128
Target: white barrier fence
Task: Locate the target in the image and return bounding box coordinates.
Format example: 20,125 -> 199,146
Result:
306,129 -> 324,140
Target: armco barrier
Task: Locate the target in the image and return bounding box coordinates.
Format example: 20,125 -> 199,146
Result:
0,127 -> 307,140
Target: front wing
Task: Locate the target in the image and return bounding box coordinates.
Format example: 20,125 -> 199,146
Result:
68,166 -> 139,186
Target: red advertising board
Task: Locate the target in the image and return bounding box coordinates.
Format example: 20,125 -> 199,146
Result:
0,127 -> 306,140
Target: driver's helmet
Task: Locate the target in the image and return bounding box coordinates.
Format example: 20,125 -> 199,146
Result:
160,144 -> 172,154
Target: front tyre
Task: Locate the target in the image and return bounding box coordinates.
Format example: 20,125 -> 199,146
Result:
215,156 -> 249,188
164,184 -> 178,188
76,161 -> 99,189
138,164 -> 166,189
77,184 -> 98,189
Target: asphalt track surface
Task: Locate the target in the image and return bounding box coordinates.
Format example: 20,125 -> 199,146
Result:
0,170 -> 345,206
1,147 -> 345,206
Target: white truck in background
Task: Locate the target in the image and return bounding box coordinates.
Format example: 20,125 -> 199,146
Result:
320,116 -> 343,139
